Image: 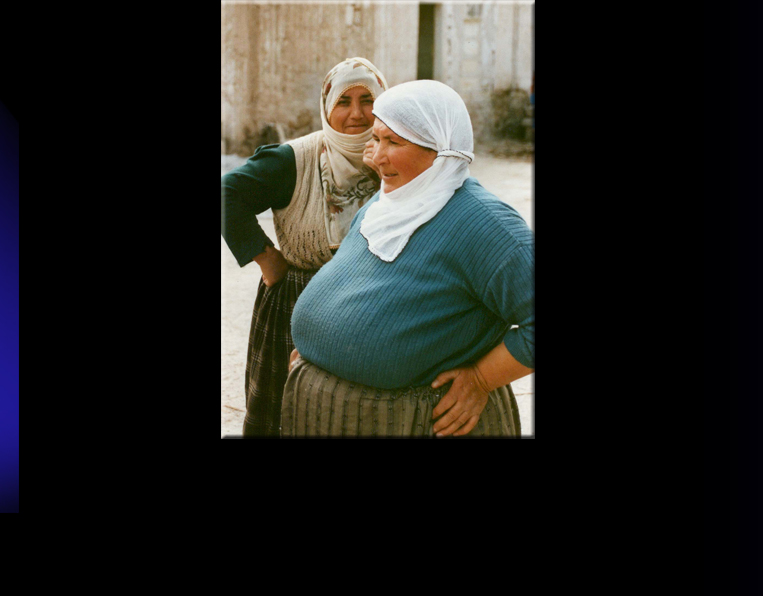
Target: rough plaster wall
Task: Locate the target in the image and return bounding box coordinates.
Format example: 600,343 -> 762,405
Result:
431,2 -> 533,142
491,3 -> 533,91
515,4 -> 533,90
462,6 -> 490,140
372,3 -> 419,87
481,2 -> 497,92
221,2 -> 418,156
221,3 -> 260,155
221,2 -> 531,153
432,3 -> 456,88
494,3 -> 514,90
432,3 -> 486,140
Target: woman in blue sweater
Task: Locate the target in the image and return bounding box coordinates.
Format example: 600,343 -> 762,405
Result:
283,80 -> 534,437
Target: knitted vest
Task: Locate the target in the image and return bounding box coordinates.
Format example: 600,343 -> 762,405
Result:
272,131 -> 334,270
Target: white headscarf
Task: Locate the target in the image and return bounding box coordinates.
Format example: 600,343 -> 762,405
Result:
360,80 -> 474,262
319,58 -> 388,247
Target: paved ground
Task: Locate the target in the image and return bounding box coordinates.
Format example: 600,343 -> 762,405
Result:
221,152 -> 534,437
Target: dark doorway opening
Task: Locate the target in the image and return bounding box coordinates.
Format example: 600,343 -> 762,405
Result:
417,4 -> 435,80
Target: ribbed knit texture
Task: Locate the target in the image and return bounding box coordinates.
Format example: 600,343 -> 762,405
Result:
291,178 -> 534,389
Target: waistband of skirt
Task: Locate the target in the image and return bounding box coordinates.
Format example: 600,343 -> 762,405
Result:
293,358 -> 450,403
286,267 -> 320,280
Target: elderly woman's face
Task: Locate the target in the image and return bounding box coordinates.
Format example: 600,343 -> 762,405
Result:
328,86 -> 375,134
371,119 -> 437,192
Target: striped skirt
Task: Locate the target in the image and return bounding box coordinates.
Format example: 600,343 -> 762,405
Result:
281,358 -> 522,437
243,267 -> 318,437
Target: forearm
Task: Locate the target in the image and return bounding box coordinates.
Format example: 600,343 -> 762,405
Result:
473,342 -> 534,392
252,243 -> 277,265
221,195 -> 272,267
221,155 -> 292,267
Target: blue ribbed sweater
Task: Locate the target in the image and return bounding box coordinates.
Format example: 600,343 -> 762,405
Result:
291,177 -> 534,389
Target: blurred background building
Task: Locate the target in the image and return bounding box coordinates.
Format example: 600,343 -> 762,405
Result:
222,1 -> 534,156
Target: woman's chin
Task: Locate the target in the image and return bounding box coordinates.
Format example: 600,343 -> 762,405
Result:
382,176 -> 409,193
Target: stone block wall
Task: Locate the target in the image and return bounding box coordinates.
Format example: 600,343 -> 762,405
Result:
221,1 -> 533,155
222,2 -> 419,156
433,2 -> 534,142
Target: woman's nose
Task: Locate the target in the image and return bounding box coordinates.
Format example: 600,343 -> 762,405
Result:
372,144 -> 386,164
350,99 -> 363,119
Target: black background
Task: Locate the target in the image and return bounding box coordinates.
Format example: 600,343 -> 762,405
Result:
4,1 -> 761,571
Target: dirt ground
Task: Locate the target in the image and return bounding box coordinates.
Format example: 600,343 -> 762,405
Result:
221,152 -> 535,437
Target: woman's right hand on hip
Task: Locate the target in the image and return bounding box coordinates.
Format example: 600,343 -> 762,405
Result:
252,245 -> 290,287
289,349 -> 300,372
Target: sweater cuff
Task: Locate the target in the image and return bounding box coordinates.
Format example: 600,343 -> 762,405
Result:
233,232 -> 272,268
503,327 -> 534,369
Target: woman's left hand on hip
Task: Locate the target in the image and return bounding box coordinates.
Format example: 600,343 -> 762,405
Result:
431,366 -> 490,437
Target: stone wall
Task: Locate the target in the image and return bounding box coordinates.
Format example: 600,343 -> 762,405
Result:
221,1 -> 419,156
433,2 -> 534,141
221,1 -> 533,155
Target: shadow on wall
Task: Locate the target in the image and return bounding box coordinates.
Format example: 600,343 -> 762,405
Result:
491,87 -> 534,143
222,108 -> 316,156
483,86 -> 534,160
222,87 -> 536,158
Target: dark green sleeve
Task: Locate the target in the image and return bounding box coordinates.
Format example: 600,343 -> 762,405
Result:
221,143 -> 297,267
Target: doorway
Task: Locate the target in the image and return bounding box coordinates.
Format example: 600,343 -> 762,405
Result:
417,4 -> 435,80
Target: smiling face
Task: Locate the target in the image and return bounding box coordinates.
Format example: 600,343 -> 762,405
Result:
370,119 -> 437,192
328,86 -> 375,134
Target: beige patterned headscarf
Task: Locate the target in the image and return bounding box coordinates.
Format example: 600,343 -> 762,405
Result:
319,58 -> 388,247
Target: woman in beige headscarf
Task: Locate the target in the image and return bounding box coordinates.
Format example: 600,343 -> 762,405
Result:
221,58 -> 388,437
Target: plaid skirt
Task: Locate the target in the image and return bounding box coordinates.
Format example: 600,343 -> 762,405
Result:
281,357 -> 522,437
243,267 -> 318,437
